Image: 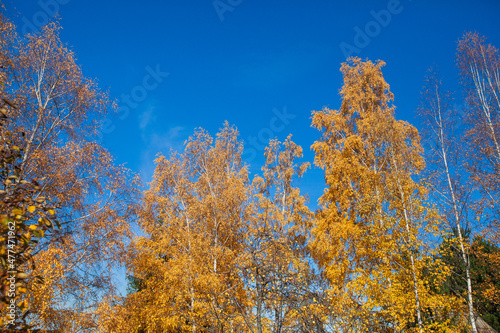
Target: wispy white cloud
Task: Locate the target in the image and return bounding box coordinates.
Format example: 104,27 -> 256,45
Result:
138,125 -> 187,185
138,107 -> 157,130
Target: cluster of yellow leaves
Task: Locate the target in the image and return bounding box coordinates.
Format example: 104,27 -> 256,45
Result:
0,95 -> 61,330
98,128 -> 328,332
243,135 -> 327,332
99,123 -> 250,332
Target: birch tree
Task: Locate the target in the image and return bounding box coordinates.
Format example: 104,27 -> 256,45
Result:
310,58 -> 462,332
457,32 -> 500,245
0,15 -> 138,330
418,68 -> 477,332
100,123 -> 251,332
243,136 -> 326,332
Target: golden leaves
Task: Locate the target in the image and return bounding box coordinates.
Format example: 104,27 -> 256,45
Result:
0,13 -> 137,331
107,123 -> 251,331
310,57 -> 464,331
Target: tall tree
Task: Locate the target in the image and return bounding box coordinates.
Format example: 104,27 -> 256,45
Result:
457,32 -> 500,244
417,68 -> 478,332
100,123 -> 251,332
310,58 -> 462,332
0,15 -> 137,330
243,135 -> 325,332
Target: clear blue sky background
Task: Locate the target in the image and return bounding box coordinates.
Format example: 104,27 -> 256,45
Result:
4,0 -> 500,210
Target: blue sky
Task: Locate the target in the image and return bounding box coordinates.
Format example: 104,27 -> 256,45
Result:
4,0 -> 500,211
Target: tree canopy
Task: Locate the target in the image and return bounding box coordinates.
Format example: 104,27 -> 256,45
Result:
0,11 -> 499,333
